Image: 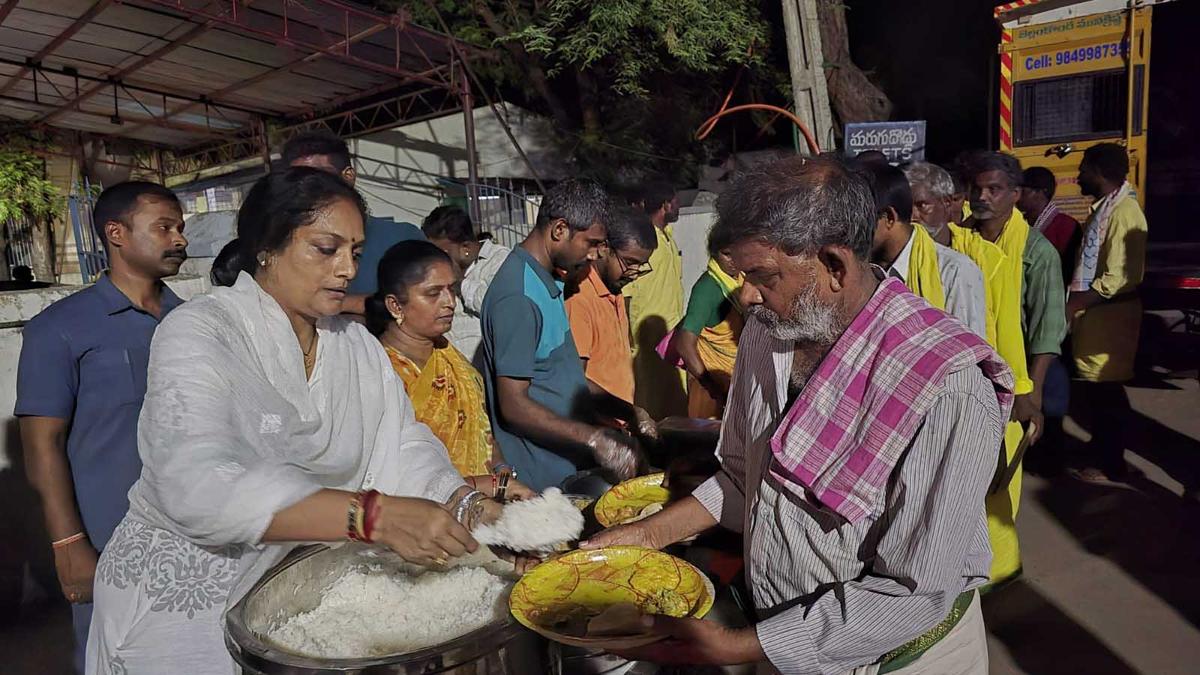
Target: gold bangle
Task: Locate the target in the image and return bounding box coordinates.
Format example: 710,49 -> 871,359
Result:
347,493 -> 363,541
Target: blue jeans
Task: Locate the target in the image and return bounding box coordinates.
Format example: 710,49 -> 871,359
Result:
1042,357 -> 1070,418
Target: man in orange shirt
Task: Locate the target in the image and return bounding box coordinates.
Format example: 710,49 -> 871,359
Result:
566,205 -> 657,404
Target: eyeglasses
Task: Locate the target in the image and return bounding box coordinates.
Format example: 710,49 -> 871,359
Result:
616,255 -> 652,280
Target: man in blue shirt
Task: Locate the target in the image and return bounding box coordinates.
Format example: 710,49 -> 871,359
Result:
281,131 -> 424,312
481,179 -> 645,491
16,182 -> 188,672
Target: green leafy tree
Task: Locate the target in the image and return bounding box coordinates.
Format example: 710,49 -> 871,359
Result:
0,140 -> 63,281
392,0 -> 782,182
0,144 -> 62,224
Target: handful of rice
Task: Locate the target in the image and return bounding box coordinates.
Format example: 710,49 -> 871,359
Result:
472,487 -> 585,554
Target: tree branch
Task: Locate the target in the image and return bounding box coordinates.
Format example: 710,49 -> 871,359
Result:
473,1 -> 575,129
815,0 -> 892,126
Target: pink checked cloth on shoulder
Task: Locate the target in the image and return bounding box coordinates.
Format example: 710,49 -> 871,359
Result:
770,277 -> 1014,524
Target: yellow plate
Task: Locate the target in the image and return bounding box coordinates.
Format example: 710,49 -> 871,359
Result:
594,473 -> 669,528
509,546 -> 715,650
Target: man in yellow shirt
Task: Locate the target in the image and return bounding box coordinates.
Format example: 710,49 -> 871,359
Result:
624,179 -> 688,419
1066,143 -> 1147,484
962,152 -> 1067,585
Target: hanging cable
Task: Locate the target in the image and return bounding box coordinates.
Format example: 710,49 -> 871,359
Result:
697,103 -> 820,155
695,46 -> 822,155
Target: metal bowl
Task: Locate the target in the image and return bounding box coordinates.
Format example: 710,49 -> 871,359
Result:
224,543 -> 544,674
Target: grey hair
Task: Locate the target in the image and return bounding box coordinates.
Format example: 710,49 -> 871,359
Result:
904,161 -> 955,199
968,152 -> 1023,189
711,156 -> 876,261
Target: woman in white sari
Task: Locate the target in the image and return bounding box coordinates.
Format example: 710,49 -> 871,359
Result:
87,168 -> 490,674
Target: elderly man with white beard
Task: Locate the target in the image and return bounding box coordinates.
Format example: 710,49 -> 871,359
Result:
583,156 -> 1012,675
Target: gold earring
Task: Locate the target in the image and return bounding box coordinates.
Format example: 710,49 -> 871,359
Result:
257,252 -> 270,267
394,313 -> 405,327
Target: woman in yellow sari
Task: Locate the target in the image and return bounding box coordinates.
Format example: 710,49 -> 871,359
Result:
669,238 -> 743,419
368,240 -> 532,499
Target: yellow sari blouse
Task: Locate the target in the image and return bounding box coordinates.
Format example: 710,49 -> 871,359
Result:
385,343 -> 493,477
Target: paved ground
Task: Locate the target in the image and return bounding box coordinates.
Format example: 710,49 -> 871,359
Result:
5,327 -> 1199,674
984,370 -> 1200,674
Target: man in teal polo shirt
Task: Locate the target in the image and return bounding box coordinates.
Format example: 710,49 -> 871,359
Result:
481,179 -> 643,491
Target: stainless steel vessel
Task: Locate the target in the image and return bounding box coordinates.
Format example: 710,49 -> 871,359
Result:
224,544 -> 544,674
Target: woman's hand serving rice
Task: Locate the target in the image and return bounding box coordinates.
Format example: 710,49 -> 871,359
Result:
373,494 -> 478,567
88,167 -> 495,672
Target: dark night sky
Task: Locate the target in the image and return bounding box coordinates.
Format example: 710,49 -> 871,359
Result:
843,0 -> 1002,163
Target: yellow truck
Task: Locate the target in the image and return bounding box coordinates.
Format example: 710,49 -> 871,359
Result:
994,0 -> 1191,231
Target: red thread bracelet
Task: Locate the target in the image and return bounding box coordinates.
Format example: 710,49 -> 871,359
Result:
360,490 -> 381,543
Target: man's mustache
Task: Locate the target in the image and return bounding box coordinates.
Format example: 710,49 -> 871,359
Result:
163,249 -> 188,261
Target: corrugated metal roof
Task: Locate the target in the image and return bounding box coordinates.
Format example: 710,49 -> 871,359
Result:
0,0 -> 480,154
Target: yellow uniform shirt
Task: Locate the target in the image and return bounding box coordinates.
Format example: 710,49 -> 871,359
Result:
624,224 -> 687,418
1072,195 -> 1147,382
951,213 -> 1033,585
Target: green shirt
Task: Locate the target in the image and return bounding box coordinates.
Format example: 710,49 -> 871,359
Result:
1021,229 -> 1067,356
680,273 -> 735,335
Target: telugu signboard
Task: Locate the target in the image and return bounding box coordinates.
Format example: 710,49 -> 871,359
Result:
845,121 -> 926,164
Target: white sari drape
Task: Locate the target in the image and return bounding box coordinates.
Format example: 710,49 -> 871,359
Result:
86,272 -> 464,674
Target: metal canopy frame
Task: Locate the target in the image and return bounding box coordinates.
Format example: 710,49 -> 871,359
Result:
0,0 -> 485,178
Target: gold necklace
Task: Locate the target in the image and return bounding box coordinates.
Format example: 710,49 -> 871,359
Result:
302,331 -> 319,374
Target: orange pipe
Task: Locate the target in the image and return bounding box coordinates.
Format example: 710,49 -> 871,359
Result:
696,103 -> 821,155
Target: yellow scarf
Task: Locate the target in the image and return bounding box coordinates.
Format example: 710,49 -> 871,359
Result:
950,225 -> 1003,361
905,226 -> 945,310
706,257 -> 742,300
988,211 -> 1033,395
955,210 -> 1033,585
687,260 -> 745,419
385,343 -> 492,476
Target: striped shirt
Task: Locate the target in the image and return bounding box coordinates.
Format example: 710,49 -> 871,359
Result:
889,229 -> 989,340
692,318 -> 1003,674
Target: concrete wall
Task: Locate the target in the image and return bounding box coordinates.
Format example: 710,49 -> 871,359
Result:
0,275 -> 202,614
0,275 -> 209,473
350,103 -> 570,224
675,204 -> 719,297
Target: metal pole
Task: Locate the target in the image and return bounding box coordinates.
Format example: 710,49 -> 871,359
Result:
459,60 -> 481,228
258,116 -> 272,174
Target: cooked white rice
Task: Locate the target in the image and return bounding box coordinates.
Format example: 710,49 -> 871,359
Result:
266,563 -> 509,659
472,487 -> 585,553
